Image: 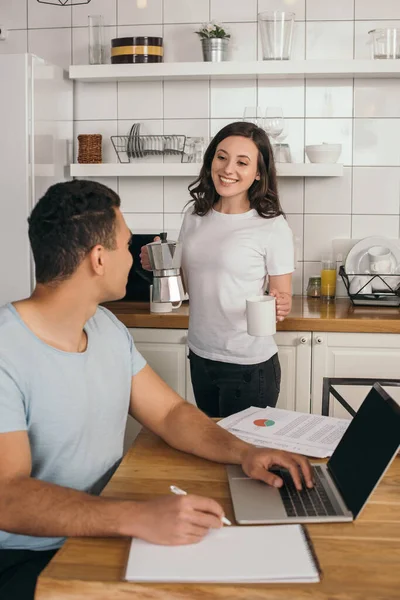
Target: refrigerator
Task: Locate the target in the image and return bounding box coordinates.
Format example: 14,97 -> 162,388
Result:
0,53 -> 73,305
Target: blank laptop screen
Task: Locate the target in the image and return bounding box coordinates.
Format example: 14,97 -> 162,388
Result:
328,384 -> 400,518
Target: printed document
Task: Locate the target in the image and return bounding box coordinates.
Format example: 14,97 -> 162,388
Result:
218,406 -> 350,458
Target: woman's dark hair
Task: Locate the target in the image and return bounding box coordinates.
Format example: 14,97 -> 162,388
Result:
188,121 -> 284,218
28,179 -> 121,284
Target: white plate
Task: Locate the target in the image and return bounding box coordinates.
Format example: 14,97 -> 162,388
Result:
345,236 -> 400,292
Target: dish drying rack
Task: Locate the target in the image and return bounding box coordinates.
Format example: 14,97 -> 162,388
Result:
111,123 -> 187,163
339,266 -> 400,307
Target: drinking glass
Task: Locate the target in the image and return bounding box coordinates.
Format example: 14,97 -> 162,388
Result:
321,257 -> 337,301
88,15 -> 106,65
264,107 -> 285,144
258,11 -> 295,60
243,106 -> 263,127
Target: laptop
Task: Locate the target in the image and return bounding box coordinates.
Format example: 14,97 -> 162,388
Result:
227,383 -> 400,524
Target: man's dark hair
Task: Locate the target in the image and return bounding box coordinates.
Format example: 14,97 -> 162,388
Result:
28,179 -> 121,284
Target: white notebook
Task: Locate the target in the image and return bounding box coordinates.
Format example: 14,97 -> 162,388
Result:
125,524 -> 321,583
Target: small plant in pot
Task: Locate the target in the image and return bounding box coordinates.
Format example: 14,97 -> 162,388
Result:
195,22 -> 230,62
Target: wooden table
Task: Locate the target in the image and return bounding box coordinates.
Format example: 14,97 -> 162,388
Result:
36,430 -> 400,600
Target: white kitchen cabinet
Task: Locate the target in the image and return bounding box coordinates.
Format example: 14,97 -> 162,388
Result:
130,328 -> 312,412
129,328 -> 187,398
275,332 -> 312,413
311,332 -> 400,418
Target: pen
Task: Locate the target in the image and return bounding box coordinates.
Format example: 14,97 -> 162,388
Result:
170,485 -> 232,526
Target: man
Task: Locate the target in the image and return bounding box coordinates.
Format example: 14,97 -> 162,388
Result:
0,180 -> 313,599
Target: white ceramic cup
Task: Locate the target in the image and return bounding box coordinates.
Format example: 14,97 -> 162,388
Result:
368,246 -> 392,274
149,285 -> 182,314
246,295 -> 276,337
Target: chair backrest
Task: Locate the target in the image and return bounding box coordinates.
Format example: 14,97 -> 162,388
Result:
321,377 -> 400,417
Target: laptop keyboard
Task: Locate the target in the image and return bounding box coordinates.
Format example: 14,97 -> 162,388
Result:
271,465 -> 342,518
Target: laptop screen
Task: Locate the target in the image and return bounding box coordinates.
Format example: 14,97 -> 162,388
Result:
328,384 -> 400,518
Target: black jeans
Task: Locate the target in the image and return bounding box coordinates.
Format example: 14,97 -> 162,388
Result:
0,548 -> 58,600
189,350 -> 281,418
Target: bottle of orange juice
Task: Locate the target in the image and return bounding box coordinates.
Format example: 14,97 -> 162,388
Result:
321,257 -> 336,300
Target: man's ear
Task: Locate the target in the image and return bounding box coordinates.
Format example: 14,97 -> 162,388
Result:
89,245 -> 105,275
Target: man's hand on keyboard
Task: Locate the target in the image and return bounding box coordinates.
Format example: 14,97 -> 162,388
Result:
241,447 -> 314,491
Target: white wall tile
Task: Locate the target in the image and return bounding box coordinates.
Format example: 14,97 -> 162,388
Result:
79,176 -> 118,193
353,119 -> 400,166
210,118 -> 238,136
164,177 -> 193,213
124,212 -> 163,232
258,0 -> 305,20
352,215 -> 400,239
306,79 -> 353,118
353,167 -> 400,215
28,28 -> 71,69
0,29 -> 27,53
164,80 -> 209,120
164,0 -> 209,24
28,1 -> 71,29
72,0 -> 116,27
354,20 -> 400,59
305,118 -> 352,165
287,214 -> 304,261
163,119 -> 209,138
211,79 -> 256,119
74,82 -> 117,120
258,80 -> 305,118
354,79 -> 400,118
258,20 -> 305,60
304,215 -> 351,261
278,178 -> 304,214
306,21 -> 354,59
221,22 -> 257,61
164,212 -> 185,233
0,0 -> 27,29
163,24 -> 203,62
211,0 -> 257,23
117,24 -> 163,38
119,178 -> 163,212
72,25 -> 116,65
306,0 -> 354,21
118,81 -> 163,120
74,119 -> 118,163
305,167 -> 352,214
118,0 -> 162,25
291,263 -> 303,295
355,0 -> 400,20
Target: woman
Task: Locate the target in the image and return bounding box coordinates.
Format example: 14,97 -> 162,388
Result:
142,121 -> 294,418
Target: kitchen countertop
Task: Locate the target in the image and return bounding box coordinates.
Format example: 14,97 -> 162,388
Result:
103,296 -> 400,333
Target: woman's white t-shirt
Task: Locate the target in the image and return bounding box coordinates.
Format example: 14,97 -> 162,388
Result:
180,208 -> 294,365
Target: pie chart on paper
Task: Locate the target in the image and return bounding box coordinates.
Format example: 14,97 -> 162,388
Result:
254,419 -> 275,427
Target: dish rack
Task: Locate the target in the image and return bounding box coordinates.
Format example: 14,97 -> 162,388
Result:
111,124 -> 187,163
339,266 -> 400,307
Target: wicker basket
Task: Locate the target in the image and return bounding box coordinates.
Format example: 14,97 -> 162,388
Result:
77,134 -> 102,164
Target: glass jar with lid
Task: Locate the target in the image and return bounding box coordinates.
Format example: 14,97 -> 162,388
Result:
307,276 -> 321,298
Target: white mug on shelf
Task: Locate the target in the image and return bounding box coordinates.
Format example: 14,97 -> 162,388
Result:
246,295 -> 276,337
149,285 -> 182,314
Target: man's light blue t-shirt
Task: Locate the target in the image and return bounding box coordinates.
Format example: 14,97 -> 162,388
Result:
0,303 -> 146,551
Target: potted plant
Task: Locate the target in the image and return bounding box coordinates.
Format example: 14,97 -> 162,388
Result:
195,22 -> 230,62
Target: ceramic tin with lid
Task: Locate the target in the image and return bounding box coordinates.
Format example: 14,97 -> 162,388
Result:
111,36 -> 163,63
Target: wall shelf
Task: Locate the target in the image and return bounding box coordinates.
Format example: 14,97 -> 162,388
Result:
69,60 -> 400,82
70,163 -> 343,178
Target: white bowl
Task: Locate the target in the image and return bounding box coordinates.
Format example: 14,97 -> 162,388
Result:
305,143 -> 342,164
